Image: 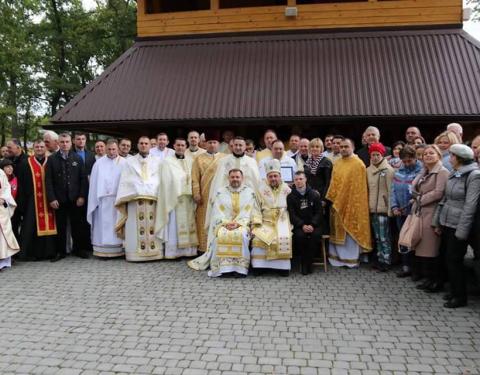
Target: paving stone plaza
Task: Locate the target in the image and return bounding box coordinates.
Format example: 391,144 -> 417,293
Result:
1,258 -> 479,375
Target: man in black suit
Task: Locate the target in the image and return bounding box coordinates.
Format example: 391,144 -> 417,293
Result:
73,132 -> 96,176
73,132 -> 96,252
45,133 -> 89,262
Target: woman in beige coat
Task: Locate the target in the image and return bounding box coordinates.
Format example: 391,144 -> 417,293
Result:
410,145 -> 449,292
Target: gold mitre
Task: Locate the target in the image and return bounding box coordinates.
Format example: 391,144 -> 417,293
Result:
265,159 -> 281,175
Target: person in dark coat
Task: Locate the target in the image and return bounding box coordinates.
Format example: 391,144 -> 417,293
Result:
470,135 -> 480,259
73,132 -> 95,251
6,138 -> 28,177
433,144 -> 480,308
356,126 -> 391,167
287,171 -> 324,275
303,138 -> 332,233
45,133 -> 89,262
16,140 -> 57,261
73,132 -> 96,176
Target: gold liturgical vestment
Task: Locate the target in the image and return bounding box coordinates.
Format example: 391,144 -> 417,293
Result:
326,155 -> 372,251
191,152 -> 225,252
252,180 -> 292,260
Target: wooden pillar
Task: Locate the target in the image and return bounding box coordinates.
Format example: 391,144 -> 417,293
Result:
138,0 -> 146,15
211,0 -> 219,11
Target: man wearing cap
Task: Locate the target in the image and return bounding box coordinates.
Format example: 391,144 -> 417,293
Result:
326,139 -> 372,267
191,131 -> 225,252
155,138 -> 198,258
367,143 -> 394,271
251,159 -> 292,276
188,168 -> 260,277
433,144 -> 480,308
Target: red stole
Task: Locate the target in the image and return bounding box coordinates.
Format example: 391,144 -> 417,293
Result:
28,156 -> 57,236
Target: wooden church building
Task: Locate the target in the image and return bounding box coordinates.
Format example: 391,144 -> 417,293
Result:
49,0 -> 480,142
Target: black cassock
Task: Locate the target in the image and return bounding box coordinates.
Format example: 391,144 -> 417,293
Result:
16,157 -> 57,260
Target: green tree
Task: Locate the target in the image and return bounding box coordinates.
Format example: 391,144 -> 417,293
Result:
93,0 -> 137,67
1,0 -> 137,144
0,0 -> 41,144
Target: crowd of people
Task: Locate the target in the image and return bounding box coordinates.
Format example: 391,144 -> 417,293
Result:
0,123 -> 479,309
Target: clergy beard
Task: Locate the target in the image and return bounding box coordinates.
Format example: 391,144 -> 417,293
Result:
233,152 -> 245,158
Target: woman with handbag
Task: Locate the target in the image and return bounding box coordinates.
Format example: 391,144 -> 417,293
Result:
433,144 -> 480,308
399,145 -> 449,292
391,146 -> 422,278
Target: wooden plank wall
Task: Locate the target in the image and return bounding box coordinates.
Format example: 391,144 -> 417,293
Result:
137,0 -> 462,38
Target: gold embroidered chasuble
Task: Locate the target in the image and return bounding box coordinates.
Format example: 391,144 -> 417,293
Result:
188,185 -> 260,271
191,152 -> 225,251
252,180 -> 292,260
206,154 -> 260,232
114,154 -> 162,260
326,155 -> 372,252
155,156 -> 198,249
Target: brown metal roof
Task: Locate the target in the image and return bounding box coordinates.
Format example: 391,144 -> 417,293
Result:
51,28 -> 480,126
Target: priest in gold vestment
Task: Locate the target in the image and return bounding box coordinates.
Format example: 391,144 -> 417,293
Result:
191,131 -> 225,252
155,138 -> 198,258
206,137 -> 260,232
188,169 -> 260,277
115,136 -> 163,262
326,139 -> 372,267
251,160 -> 292,275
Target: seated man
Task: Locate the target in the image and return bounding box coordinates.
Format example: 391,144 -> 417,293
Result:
188,169 -> 259,277
287,171 -> 324,275
251,160 -> 292,276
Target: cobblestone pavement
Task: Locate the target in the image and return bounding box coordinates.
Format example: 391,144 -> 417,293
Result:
1,257 -> 479,375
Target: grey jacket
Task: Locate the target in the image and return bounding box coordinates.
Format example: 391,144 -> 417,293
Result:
433,162 -> 480,240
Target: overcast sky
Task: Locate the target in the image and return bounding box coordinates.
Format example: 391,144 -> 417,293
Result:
81,0 -> 480,40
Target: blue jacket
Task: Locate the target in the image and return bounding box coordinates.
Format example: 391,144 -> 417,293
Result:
390,160 -> 422,214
